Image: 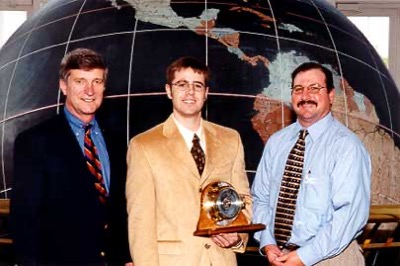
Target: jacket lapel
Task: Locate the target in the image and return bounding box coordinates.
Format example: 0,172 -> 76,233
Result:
200,121 -> 221,183
163,116 -> 200,179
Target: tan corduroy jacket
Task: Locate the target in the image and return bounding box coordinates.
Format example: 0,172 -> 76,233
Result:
126,115 -> 252,266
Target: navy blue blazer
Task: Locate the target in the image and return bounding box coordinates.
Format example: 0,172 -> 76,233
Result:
10,113 -> 131,265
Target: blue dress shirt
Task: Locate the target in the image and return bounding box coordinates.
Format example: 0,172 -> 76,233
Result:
251,112 -> 371,265
64,108 -> 110,192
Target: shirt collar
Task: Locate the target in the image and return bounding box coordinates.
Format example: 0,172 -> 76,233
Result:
63,107 -> 99,134
295,112 -> 334,142
172,115 -> 204,149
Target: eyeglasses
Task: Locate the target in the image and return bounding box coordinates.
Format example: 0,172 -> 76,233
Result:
292,83 -> 326,95
71,78 -> 105,88
171,80 -> 206,92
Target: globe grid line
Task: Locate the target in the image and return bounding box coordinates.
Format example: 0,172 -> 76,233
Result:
126,17 -> 139,145
0,2 -> 47,199
0,12 -> 396,128
0,91 -> 395,138
264,0 -> 286,131
56,0 -> 88,114
1,29 -> 394,93
360,38 -> 395,141
1,2 -> 119,51
309,0 -> 351,127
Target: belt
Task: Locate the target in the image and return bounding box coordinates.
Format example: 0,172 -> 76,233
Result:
280,243 -> 300,252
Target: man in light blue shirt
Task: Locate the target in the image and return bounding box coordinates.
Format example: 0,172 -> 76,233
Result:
251,62 -> 371,266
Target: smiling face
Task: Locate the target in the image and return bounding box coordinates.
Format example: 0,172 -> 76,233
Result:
165,67 -> 209,126
291,68 -> 334,127
60,68 -> 105,124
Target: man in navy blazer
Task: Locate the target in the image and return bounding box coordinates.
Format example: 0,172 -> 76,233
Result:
10,48 -> 132,265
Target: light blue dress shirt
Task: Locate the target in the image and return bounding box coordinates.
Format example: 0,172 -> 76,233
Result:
64,108 -> 111,193
251,112 -> 371,265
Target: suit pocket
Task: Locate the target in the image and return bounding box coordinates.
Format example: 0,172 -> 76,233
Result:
158,241 -> 183,255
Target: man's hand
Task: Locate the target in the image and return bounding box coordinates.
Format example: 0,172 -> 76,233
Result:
263,244 -> 285,266
210,233 -> 242,248
275,251 -> 304,266
263,245 -> 305,266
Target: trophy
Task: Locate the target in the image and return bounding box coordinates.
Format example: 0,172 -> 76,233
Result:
193,181 -> 265,236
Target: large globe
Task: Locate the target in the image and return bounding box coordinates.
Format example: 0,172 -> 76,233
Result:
0,0 -> 399,208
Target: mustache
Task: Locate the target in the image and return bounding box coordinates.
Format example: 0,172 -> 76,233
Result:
297,100 -> 317,108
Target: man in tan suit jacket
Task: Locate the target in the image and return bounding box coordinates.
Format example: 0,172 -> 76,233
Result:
126,57 -> 252,266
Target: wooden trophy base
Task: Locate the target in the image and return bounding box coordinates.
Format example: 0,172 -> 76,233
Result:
194,206 -> 265,236
194,223 -> 266,236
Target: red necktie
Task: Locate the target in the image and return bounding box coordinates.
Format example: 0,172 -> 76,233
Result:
84,125 -> 108,205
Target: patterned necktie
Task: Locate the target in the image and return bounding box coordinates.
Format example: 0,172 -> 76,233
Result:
274,129 -> 308,248
84,125 -> 108,205
191,134 -> 206,175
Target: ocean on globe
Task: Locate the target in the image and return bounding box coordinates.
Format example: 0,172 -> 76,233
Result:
0,0 -> 398,206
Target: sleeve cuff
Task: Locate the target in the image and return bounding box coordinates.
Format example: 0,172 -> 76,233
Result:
231,236 -> 244,249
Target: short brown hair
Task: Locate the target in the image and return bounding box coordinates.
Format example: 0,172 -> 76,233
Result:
291,62 -> 334,92
166,56 -> 210,85
59,48 -> 107,80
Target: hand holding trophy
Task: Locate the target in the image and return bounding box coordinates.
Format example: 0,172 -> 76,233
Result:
194,181 -> 265,236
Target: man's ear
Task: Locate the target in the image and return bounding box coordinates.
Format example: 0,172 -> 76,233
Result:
204,87 -> 209,101
165,84 -> 173,99
59,79 -> 67,96
329,88 -> 335,105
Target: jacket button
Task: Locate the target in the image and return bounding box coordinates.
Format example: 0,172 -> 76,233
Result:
204,244 -> 211,249
100,251 -> 105,257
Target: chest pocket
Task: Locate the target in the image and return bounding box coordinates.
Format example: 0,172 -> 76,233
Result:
301,171 -> 330,211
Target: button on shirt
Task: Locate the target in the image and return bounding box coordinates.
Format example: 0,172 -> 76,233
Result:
251,112 -> 371,265
64,108 -> 111,192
